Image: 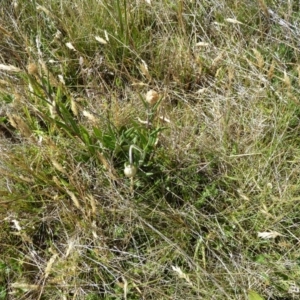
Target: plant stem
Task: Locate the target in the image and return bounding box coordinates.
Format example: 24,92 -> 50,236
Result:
129,145 -> 143,165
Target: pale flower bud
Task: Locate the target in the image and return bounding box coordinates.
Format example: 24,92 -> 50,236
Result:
124,164 -> 137,178
145,90 -> 159,106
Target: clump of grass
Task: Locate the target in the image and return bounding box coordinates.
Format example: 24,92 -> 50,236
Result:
1,0 -> 300,299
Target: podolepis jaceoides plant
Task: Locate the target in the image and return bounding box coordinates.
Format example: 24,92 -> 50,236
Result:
124,144 -> 143,193
92,89 -> 165,182
124,145 -> 144,178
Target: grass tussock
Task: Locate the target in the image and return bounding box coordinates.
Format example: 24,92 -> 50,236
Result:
1,0 -> 300,299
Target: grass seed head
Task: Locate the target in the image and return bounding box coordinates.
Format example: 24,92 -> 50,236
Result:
146,90 -> 159,106
27,63 -> 38,75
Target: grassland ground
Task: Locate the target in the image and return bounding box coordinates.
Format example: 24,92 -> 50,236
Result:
1,1 -> 300,299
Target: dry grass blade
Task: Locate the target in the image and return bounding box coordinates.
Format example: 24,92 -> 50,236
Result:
0,64 -> 22,72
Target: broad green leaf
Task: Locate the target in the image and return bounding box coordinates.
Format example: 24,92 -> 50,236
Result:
248,290 -> 265,300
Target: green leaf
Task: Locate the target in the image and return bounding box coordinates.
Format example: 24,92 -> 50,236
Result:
58,101 -> 80,135
93,127 -> 103,140
1,93 -> 14,103
138,92 -> 148,109
248,290 -> 265,300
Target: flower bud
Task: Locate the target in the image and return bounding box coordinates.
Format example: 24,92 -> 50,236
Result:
124,164 -> 137,178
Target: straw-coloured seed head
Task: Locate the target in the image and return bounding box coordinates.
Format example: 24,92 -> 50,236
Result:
27,63 -> 38,75
146,90 -> 159,105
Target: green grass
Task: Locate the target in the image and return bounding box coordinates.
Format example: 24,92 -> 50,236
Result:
1,0 -> 300,299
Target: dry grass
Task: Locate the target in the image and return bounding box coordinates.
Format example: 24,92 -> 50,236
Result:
1,0 -> 300,299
